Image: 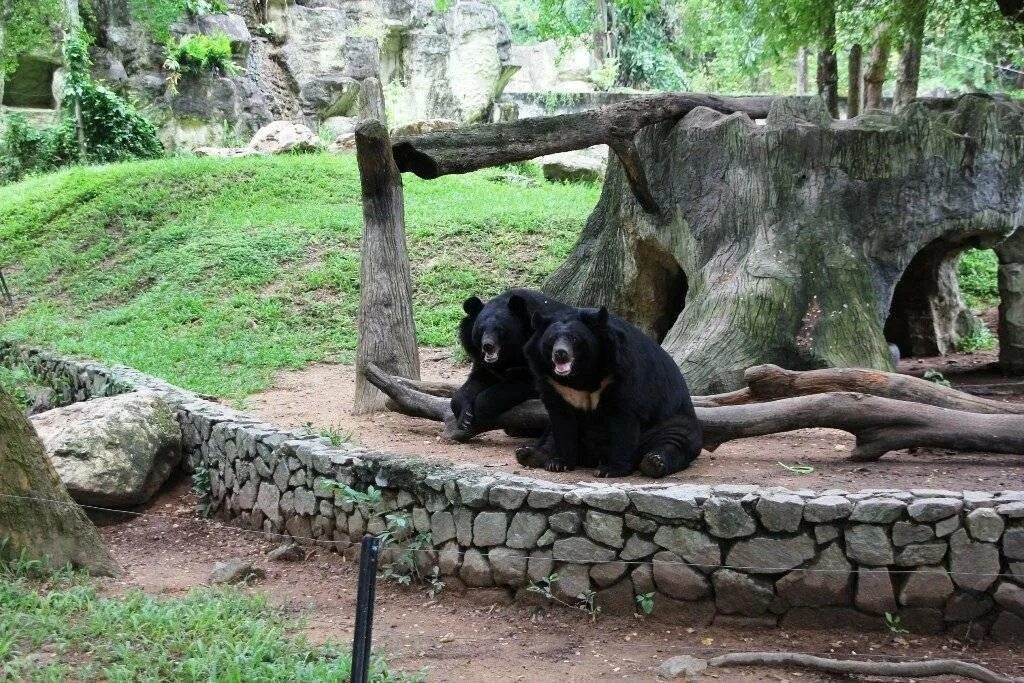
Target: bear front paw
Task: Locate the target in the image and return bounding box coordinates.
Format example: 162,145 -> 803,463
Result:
639,451 -> 668,478
515,445 -> 548,468
595,465 -> 632,478
544,457 -> 573,472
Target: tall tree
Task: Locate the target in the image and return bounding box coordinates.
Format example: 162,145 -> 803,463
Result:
893,0 -> 930,109
863,21 -> 892,109
817,0 -> 840,117
0,386 -> 120,575
848,44 -> 863,116
795,46 -> 809,94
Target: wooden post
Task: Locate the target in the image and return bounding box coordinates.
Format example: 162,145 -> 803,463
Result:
353,120 -> 420,414
358,76 -> 386,123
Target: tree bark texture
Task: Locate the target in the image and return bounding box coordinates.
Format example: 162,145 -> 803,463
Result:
353,121 -> 420,413
707,652 -> 1016,683
0,386 -> 120,576
816,1 -> 839,119
997,233 -> 1024,375
847,44 -> 862,118
543,95 -> 1024,393
863,22 -> 891,110
893,0 -> 929,111
795,48 -> 809,96
358,76 -> 386,122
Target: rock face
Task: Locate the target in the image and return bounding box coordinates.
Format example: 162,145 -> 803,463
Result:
30,391 -> 182,508
540,146 -> 607,183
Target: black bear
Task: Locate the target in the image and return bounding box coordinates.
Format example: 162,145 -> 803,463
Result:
449,288 -> 566,443
521,304 -> 702,478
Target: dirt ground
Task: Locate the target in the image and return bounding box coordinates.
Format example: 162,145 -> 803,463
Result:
244,348 -> 1024,491
95,480 -> 1024,682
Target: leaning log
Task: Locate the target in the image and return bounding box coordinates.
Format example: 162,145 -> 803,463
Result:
365,365 -> 1024,462
707,652 -> 1017,683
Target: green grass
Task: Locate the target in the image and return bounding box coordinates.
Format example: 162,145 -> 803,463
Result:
0,364 -> 35,409
958,248 -> 999,311
0,551 -> 406,681
0,154 -> 597,397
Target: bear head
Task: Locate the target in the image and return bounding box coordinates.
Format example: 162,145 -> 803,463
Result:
529,306 -> 610,383
460,294 -> 531,370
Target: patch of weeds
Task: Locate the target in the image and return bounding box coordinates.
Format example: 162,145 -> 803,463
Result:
923,369 -> 952,387
957,248 -> 999,311
884,611 -> 909,635
635,591 -> 655,615
191,466 -> 212,517
527,572 -> 602,621
0,364 -> 35,409
957,325 -> 996,353
302,421 -> 355,446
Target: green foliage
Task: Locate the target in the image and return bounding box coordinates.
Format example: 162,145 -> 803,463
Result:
0,365 -> 34,410
635,592 -> 655,615
527,572 -> 601,620
0,154 -> 595,397
191,466 -> 212,516
0,115 -> 51,185
0,569 -> 405,680
923,369 -> 951,387
128,0 -> 228,44
163,32 -> 239,90
958,248 -> 1000,310
0,0 -> 66,75
957,324 -> 996,353
884,611 -> 909,635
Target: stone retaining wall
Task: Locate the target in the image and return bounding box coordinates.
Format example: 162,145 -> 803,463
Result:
3,340 -> 1023,640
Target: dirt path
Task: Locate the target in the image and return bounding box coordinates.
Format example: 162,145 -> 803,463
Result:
96,480 -> 1024,682
243,349 -> 1024,491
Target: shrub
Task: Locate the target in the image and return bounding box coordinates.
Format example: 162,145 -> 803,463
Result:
958,248 -> 999,310
163,32 -> 238,90
0,114 -> 50,184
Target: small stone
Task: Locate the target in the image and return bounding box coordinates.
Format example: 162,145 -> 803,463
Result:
549,511 -> 581,534
458,476 -> 495,508
993,580 -> 1024,617
656,655 -> 708,679
438,541 -> 461,575
507,512 -> 547,549
892,521 -> 934,546
459,548 -> 493,586
775,543 -> 852,606
712,569 -> 774,616
726,534 -> 816,574
850,498 -> 905,523
536,529 -> 556,547
293,487 -> 316,516
899,566 -> 955,608
256,482 -> 281,524
1005,528 -> 1024,560
966,507 -> 1004,542
552,564 -> 591,603
590,561 -> 627,588
412,507 -> 430,533
489,483 -> 528,510
527,550 -> 553,583
629,486 -> 705,520
713,484 -> 758,496
632,564 -> 655,595
990,612 -> 1024,643
949,529 -> 1000,592
908,497 -> 963,522
997,501 -> 1024,518
473,511 -> 508,547
814,524 -> 840,544
431,511 -> 456,544
211,559 -> 265,585
625,513 -> 658,534
580,487 -> 630,512
653,551 -> 710,600
267,543 -> 304,562
653,526 -> 721,570
552,537 -> 616,563
855,567 -> 896,615
803,495 -> 853,523
963,491 -> 995,508
895,542 -> 947,567
934,515 -> 961,537
488,547 -> 527,586
584,510 -> 624,548
456,507 -> 474,545
526,487 -> 565,509
845,525 -> 895,566
704,497 -> 756,538
620,534 -> 658,561
595,580 -> 636,616
944,592 -> 994,622
755,493 -> 804,532
1012,562 -> 1024,585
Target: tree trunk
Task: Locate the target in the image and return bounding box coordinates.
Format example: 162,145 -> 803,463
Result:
816,1 -> 839,118
592,0 -> 611,63
893,0 -> 929,110
863,22 -> 891,110
0,386 -> 120,575
795,47 -> 809,95
353,121 -> 420,413
996,233 -> 1024,375
847,44 -> 862,118
544,95 -> 1024,393
74,97 -> 87,161
357,76 -> 386,123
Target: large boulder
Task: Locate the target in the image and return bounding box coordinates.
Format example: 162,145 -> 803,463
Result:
540,145 -> 608,183
30,391 -> 183,508
247,121 -> 323,154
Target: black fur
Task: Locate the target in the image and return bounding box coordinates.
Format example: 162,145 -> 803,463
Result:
523,306 -> 702,478
449,289 -> 566,443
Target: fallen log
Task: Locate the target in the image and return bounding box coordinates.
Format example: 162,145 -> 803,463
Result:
365,364 -> 1024,462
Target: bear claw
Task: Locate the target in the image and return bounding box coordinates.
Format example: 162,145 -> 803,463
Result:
639,451 -> 668,478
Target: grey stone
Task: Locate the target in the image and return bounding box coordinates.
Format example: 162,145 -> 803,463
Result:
536,529 -> 556,547
256,482 -> 282,524
473,511 -> 507,547
488,546 -> 527,586
993,580 -> 1024,617
1005,528 -> 1024,560
455,507 -> 474,546
595,580 -> 636,616
460,548 -> 493,586
549,511 -> 580,534
236,480 -> 258,510
944,592 -> 994,621
580,487 -> 630,512
934,515 -> 961,537
412,506 -> 430,534
892,521 -> 934,546
629,486 -> 705,520
458,476 -> 495,507
507,512 -> 547,549
438,541 -> 461,575
899,607 -> 945,634
294,487 -> 317,516
653,551 -> 710,600
850,498 -> 905,523
347,508 -> 365,537
1012,562 -> 1024,584
273,459 -> 290,492
966,507 -> 1004,542
553,564 -> 591,603
775,543 -> 852,606
211,559 -> 265,585
656,655 -> 708,679
899,566 -> 955,608
620,534 -> 658,561
267,543 -> 304,562
755,493 -> 804,532
526,487 -> 565,508
653,526 -> 720,570
431,511 -> 456,544
845,525 -> 895,566
814,524 -> 840,544
704,497 -> 756,538
285,515 -> 312,540
855,567 -> 896,615
489,483 -> 528,510
590,561 -> 627,588
584,510 -> 624,548
949,529 -> 1000,592
990,612 -> 1024,643
527,550 -> 553,583
713,484 -> 759,496
632,564 -> 655,594
552,537 -> 616,563
803,495 -> 853,523
625,513 -> 658,534
963,491 -> 995,508
895,542 -> 948,567
726,534 -> 816,573
908,497 -> 963,522
997,501 -> 1024,518
712,569 -> 774,616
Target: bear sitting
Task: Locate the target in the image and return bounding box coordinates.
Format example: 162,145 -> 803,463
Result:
521,304 -> 702,478
448,288 -> 566,443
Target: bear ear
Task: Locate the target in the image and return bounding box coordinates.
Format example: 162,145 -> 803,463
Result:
531,311 -> 551,331
508,294 -> 528,323
463,296 -> 484,317
583,306 -> 609,331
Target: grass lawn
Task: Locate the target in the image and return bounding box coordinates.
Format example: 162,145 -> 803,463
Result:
0,555 -> 406,681
0,154 -> 598,398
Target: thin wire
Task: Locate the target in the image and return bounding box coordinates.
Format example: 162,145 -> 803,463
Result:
3,492 -> 1021,578
926,46 -> 1024,78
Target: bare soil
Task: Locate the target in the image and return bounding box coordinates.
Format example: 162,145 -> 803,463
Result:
244,349 -> 1024,491
95,479 -> 1024,682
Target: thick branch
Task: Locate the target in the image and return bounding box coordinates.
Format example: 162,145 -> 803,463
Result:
708,652 -> 1018,683
609,138 -> 660,213
391,93 -> 779,180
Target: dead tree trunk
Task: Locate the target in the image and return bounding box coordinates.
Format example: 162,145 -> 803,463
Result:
358,76 -> 386,122
353,121 -> 420,413
863,22 -> 891,109
795,48 -> 809,95
0,386 -> 120,575
893,0 -> 929,110
816,1 -> 839,119
544,95 -> 1024,393
847,44 -> 862,118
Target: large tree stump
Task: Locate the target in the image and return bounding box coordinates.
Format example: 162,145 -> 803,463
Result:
544,95 -> 1024,393
0,386 -> 120,575
353,120 -> 420,413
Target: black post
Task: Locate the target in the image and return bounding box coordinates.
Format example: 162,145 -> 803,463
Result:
0,270 -> 12,307
351,534 -> 382,683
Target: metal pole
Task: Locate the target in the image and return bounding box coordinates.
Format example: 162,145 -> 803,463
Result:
351,534 -> 382,683
0,270 -> 12,307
